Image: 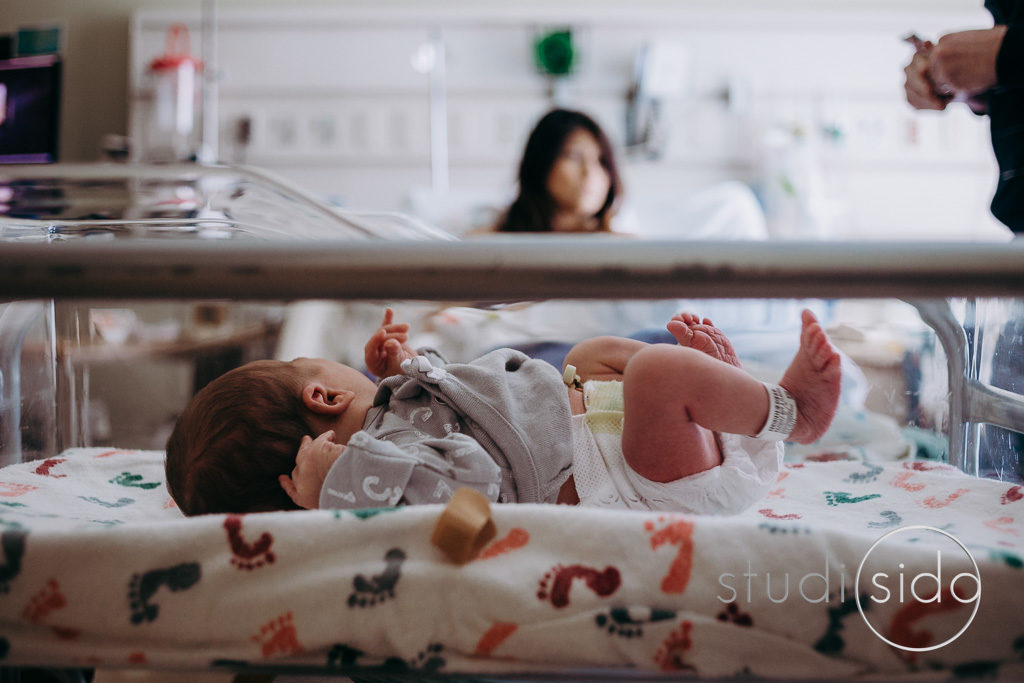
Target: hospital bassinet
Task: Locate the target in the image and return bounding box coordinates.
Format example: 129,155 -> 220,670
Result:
0,163 -> 1022,681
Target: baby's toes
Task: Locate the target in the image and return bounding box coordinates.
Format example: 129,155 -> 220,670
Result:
674,312 -> 699,326
667,320 -> 693,344
688,330 -> 717,354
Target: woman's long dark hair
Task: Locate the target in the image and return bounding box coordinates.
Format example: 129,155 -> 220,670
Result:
497,108 -> 622,233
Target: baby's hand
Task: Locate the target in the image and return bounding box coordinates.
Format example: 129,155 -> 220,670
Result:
364,307 -> 417,379
279,430 -> 346,510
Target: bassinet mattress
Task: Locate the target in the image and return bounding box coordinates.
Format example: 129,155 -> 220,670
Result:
0,447 -> 1021,679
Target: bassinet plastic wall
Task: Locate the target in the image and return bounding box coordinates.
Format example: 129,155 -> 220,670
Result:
0,301 -> 57,466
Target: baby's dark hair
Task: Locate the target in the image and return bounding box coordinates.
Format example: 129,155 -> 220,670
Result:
165,360 -> 312,515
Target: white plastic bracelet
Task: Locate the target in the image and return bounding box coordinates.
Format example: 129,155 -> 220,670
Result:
755,383 -> 798,441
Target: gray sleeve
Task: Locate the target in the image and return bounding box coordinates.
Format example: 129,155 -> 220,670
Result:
318,429 -> 502,510
414,346 -> 449,367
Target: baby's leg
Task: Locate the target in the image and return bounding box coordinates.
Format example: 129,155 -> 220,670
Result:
621,310 -> 841,483
621,346 -> 763,482
563,336 -> 648,382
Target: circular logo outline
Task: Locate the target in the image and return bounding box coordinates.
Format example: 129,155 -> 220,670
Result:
855,524 -> 981,652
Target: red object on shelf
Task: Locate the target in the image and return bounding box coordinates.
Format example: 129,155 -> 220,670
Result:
148,24 -> 202,74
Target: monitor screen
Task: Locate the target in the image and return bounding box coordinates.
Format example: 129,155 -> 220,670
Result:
0,55 -> 61,164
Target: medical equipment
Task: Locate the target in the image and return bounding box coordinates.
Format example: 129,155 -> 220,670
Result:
143,24 -> 203,162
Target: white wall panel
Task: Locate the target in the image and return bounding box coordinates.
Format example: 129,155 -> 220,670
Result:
130,2 -> 1007,238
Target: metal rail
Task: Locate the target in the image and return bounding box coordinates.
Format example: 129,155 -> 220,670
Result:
0,239 -> 1023,301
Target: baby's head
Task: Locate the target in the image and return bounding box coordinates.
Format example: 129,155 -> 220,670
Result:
165,357 -> 377,515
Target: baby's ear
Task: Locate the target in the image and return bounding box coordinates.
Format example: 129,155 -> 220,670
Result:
302,383 -> 354,415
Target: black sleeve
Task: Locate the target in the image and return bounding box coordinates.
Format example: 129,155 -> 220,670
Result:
997,24 -> 1024,88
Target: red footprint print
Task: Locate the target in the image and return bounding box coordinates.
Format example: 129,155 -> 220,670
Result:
34,459 -> 66,478
983,517 -> 1018,536
654,621 -> 694,672
1003,486 -> 1023,506
537,564 -> 621,608
759,508 -> 802,520
806,452 -> 852,463
888,585 -> 971,652
767,471 -> 789,498
0,482 -> 37,498
645,516 -> 695,594
224,515 -> 276,570
891,471 -> 924,492
51,626 -> 80,640
905,461 -> 954,472
920,488 -> 970,510
474,622 -> 518,656
252,612 -> 304,658
474,528 -> 530,561
22,578 -> 66,622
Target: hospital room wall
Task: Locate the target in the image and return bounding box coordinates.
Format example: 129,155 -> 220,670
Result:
3,0 -> 1012,239
0,0 -> 377,162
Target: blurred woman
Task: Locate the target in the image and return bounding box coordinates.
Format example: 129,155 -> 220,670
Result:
494,108 -> 624,233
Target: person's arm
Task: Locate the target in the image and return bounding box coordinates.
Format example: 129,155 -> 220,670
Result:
280,427 -> 503,511
363,307 -> 418,379
930,26 -> 1008,95
319,430 -> 503,510
996,24 -> 1024,87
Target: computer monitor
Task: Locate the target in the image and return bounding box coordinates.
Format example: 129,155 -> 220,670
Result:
0,54 -> 61,164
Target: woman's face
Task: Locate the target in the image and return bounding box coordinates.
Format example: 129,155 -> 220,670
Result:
545,129 -> 611,224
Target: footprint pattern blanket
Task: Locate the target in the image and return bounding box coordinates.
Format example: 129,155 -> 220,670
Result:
0,448 -> 1021,679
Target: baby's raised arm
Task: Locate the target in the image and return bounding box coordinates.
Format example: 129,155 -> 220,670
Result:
363,307 -> 418,379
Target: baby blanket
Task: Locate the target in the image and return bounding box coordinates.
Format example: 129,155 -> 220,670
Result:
0,447 -> 1020,679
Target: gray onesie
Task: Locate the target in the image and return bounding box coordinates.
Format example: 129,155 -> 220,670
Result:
319,348 -> 574,510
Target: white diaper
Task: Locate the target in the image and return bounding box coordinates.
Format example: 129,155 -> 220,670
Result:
570,380 -> 783,515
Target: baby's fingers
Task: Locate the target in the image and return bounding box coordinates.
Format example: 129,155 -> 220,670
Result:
368,326 -> 390,348
279,474 -> 298,501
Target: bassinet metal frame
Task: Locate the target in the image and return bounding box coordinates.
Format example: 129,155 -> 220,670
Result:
0,236 -> 1022,474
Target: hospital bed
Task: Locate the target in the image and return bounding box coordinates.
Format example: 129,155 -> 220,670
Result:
0,164 -> 1023,681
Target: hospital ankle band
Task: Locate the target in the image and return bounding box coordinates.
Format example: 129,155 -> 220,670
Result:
755,383 -> 797,441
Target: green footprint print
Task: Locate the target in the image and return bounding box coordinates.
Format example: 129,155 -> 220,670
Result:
110,472 -> 161,490
824,491 -> 881,506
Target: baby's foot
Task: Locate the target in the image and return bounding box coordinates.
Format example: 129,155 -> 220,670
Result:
666,313 -> 741,368
778,310 -> 842,444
